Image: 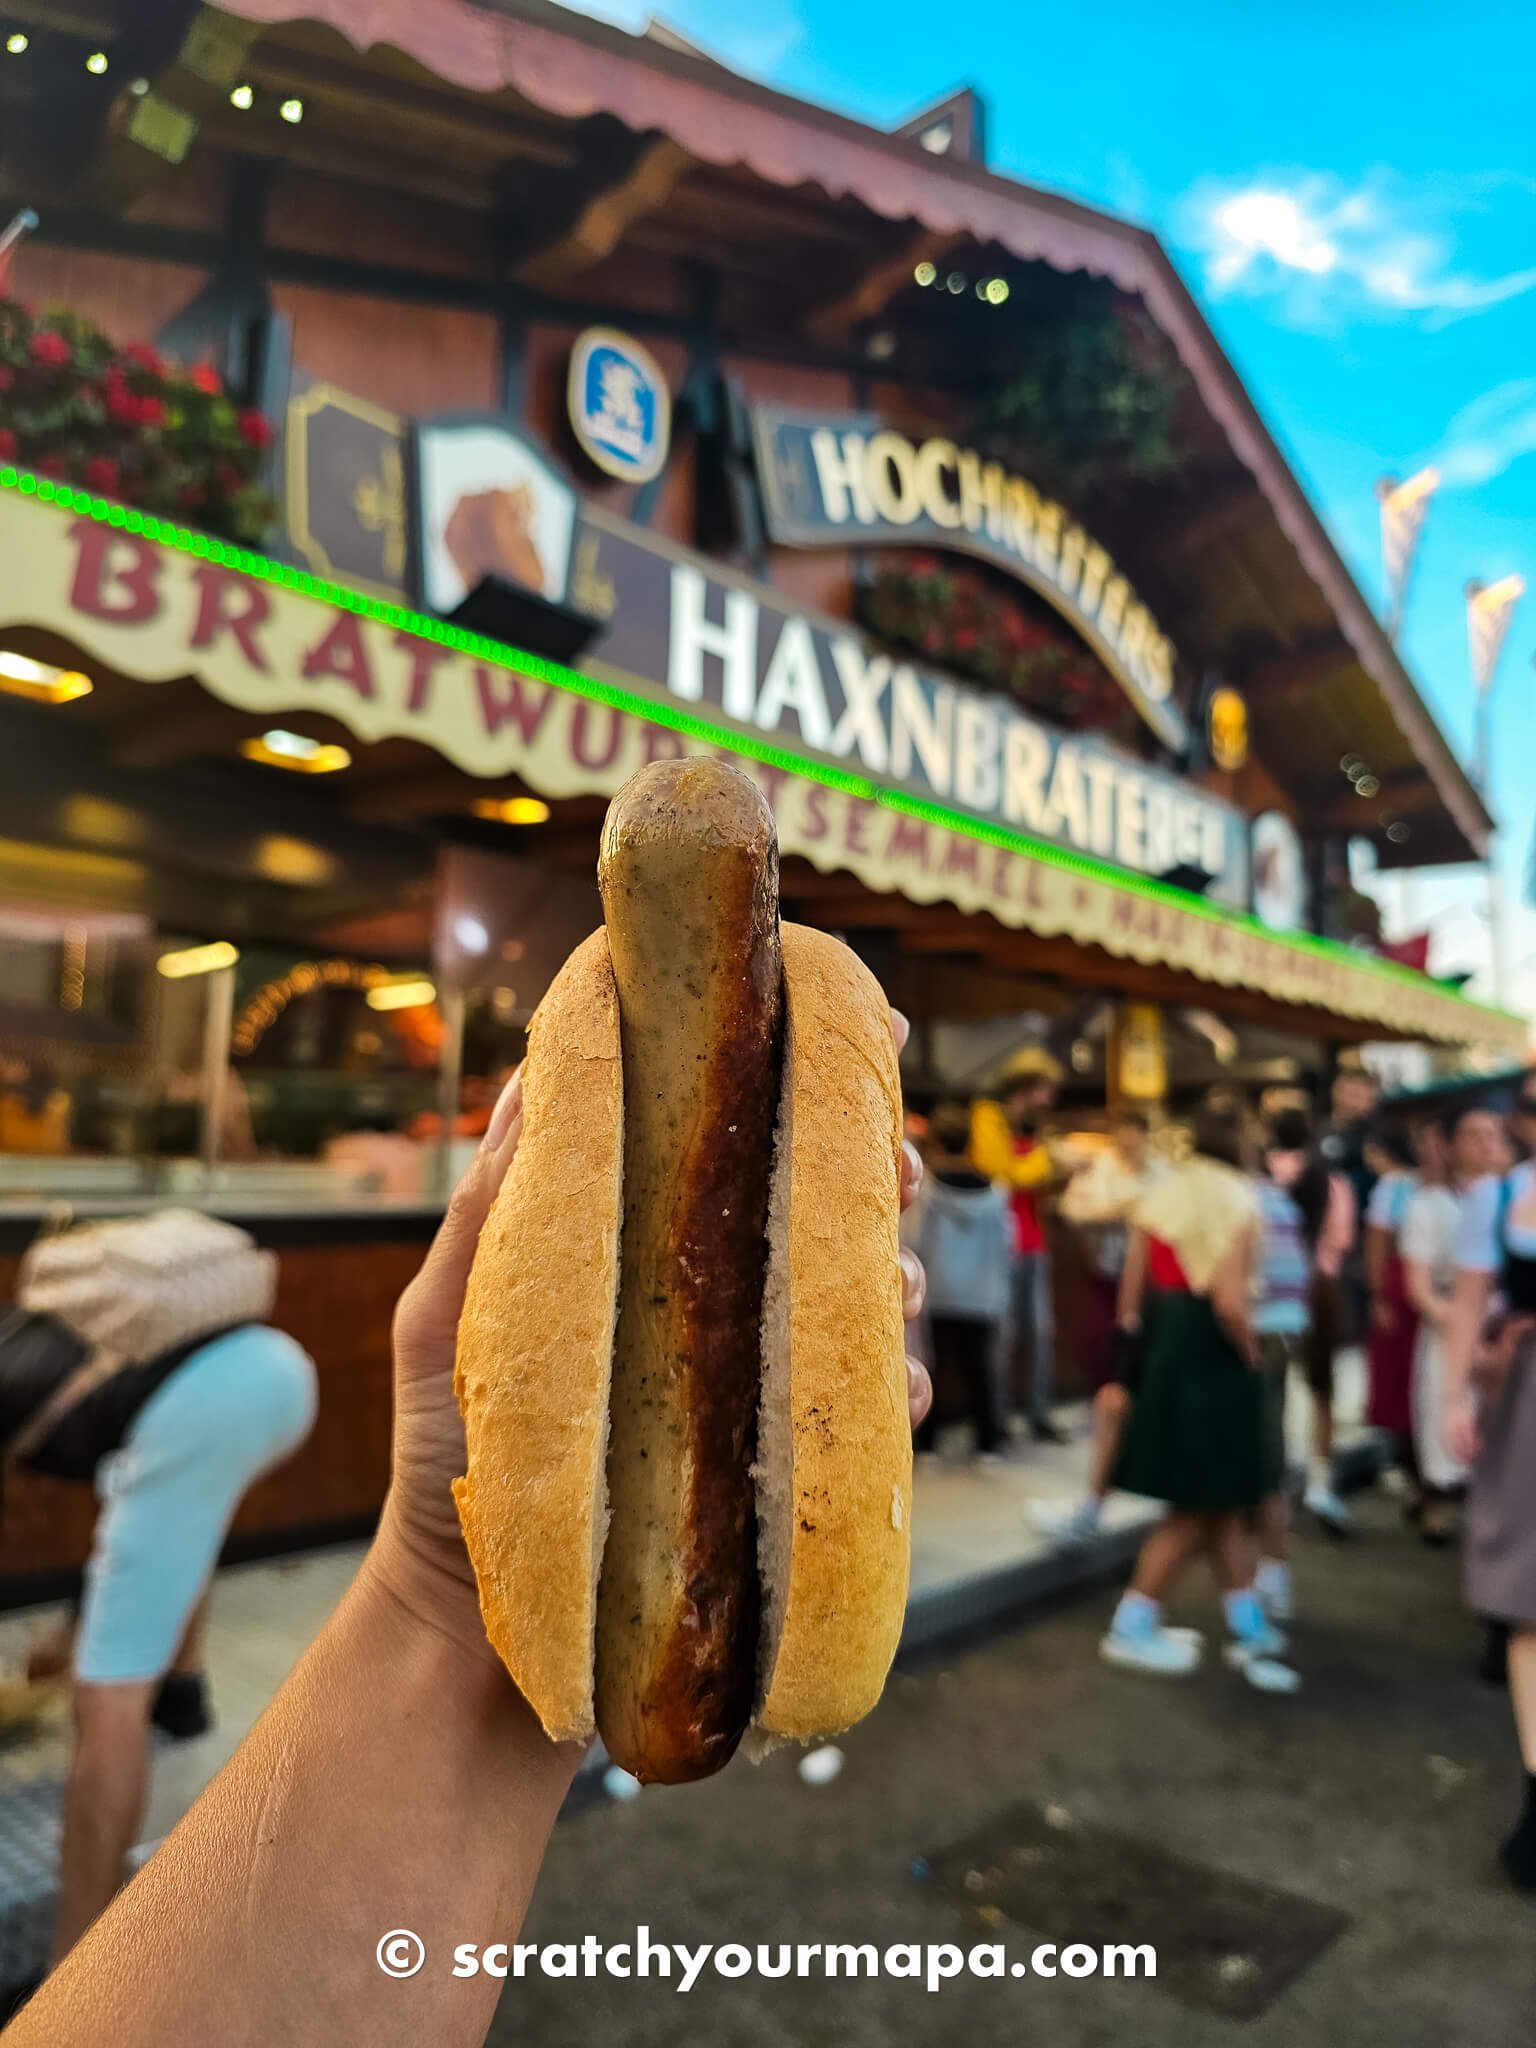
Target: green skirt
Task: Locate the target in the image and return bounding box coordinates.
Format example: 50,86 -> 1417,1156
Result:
1113,1291 -> 1270,1512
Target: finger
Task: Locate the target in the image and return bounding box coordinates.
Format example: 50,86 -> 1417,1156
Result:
890,1007 -> 910,1055
482,1066 -> 524,1152
900,1247 -> 926,1323
900,1139 -> 924,1211
394,1078 -> 525,1380
906,1355 -> 933,1430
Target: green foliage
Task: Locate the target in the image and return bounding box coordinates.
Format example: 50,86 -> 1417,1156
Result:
973,273 -> 1185,501
0,298 -> 274,543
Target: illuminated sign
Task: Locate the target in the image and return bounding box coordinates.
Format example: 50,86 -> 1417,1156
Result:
1116,1003 -> 1167,1101
283,381 -> 407,603
1207,685 -> 1249,772
3,471 -> 1515,1049
288,394 -> 1240,894
415,417 -> 577,615
752,405 -> 1188,751
568,328 -> 671,484
1251,811 -> 1307,932
573,519 -> 1247,904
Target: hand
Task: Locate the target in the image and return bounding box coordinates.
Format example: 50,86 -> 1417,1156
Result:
1477,1311 -> 1536,1389
374,1004 -> 933,1656
1443,1387 -> 1481,1468
893,1007 -> 932,1433
373,1068 -> 527,1656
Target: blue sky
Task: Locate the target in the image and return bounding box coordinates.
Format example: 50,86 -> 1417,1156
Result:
580,0 -> 1535,1022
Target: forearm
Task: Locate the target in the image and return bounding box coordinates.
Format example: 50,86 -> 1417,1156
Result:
16,1538 -> 581,2048
1116,1230 -> 1147,1327
1442,1271 -> 1492,1405
1210,1224 -> 1258,1365
1215,1303 -> 1257,1365
1402,1261 -> 1444,1327
1210,1271 -> 1256,1362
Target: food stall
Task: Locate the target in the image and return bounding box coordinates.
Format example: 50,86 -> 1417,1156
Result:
0,0 -> 1521,1596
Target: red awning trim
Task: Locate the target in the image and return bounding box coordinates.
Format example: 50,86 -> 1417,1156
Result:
214,0 -> 1489,857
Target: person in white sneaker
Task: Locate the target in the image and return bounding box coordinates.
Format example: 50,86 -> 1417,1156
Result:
1035,1112 -> 1169,1548
1252,1118 -> 1315,1628
1268,1111 -> 1356,1534
970,1052 -> 1087,1445
1099,1105 -> 1299,1694
1402,1105 -> 1502,1542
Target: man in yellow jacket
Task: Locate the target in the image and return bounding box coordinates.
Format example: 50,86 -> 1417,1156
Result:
971,1049 -> 1071,1443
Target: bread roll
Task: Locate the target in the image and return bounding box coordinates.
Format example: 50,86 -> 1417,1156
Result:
753,923 -> 910,1740
453,930 -> 622,1743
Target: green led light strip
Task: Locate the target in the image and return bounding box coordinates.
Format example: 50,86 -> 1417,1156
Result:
0,465 -> 1513,1026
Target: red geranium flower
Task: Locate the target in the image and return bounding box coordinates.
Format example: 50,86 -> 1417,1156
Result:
179,481 -> 205,508
0,428 -> 15,459
190,363 -> 222,395
238,410 -> 273,450
36,453 -> 65,477
30,331 -> 71,369
122,341 -> 165,378
136,395 -> 166,429
85,456 -> 120,495
216,461 -> 245,496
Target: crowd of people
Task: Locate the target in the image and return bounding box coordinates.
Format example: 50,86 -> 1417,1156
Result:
905,1057 -> 1536,1888
4,1037 -> 1534,2039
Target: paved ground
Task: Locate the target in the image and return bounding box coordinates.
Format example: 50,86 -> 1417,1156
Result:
0,1408 -> 1158,1984
490,1492 -> 1533,2048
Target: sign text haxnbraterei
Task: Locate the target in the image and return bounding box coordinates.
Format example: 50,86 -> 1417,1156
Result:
751,404 -> 1188,752
574,512 -> 1247,906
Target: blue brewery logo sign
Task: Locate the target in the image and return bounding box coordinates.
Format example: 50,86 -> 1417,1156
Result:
568,328 -> 671,484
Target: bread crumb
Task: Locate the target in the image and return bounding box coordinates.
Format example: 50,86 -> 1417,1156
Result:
891,1486 -> 903,1530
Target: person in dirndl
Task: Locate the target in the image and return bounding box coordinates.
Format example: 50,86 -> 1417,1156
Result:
1443,1084 -> 1536,1893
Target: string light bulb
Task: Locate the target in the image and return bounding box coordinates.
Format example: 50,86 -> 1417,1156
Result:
5,33 -> 28,54
157,940 -> 239,980
279,97 -> 304,123
230,82 -> 254,110
85,51 -> 109,75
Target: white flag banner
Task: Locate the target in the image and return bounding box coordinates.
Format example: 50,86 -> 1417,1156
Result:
1467,574 -> 1524,694
1376,468 -> 1437,640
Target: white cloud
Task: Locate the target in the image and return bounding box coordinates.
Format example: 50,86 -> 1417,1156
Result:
1208,190 -> 1338,285
1181,169 -> 1536,331
1434,378 -> 1536,489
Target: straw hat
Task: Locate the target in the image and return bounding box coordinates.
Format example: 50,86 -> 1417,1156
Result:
999,1046 -> 1063,1087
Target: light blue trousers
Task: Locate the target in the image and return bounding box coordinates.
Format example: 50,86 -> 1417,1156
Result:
75,1326 -> 317,1684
